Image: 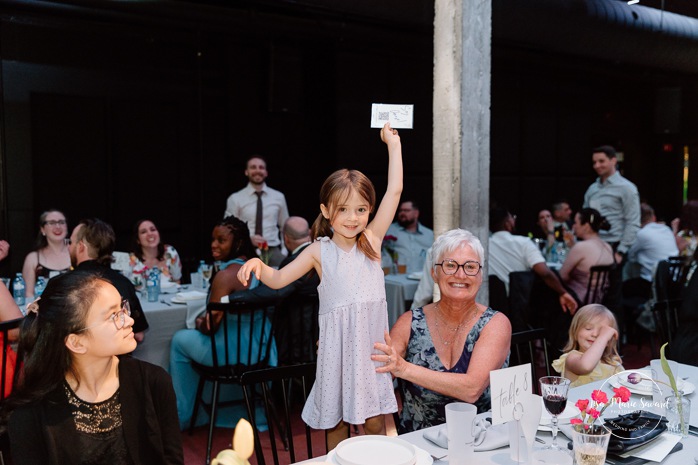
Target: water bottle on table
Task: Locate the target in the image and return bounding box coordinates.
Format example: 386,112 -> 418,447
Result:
12,273 -> 25,306
146,269 -> 160,302
34,276 -> 47,297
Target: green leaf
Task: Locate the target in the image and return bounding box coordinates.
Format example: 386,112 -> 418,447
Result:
660,343 -> 679,397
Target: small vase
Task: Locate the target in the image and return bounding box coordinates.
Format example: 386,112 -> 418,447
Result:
572,427 -> 611,465
666,394 -> 690,437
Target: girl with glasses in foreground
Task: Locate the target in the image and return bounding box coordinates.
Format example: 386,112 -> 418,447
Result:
0,271 -> 183,465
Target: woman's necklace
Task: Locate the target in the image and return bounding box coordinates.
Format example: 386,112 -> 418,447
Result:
433,303 -> 479,346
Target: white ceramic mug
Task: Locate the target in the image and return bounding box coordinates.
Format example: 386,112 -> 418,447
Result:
445,402 -> 477,465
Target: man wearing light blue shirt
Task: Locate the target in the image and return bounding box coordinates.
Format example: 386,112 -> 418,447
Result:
626,203 -> 679,283
386,200 -> 434,274
583,145 -> 641,264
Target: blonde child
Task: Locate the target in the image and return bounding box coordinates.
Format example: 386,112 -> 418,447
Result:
237,122 -> 401,449
552,303 -> 624,387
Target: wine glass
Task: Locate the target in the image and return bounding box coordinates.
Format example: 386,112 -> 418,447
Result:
200,264 -> 212,289
539,376 -> 571,450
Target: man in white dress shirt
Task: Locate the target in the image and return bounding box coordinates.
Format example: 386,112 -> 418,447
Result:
224,156 -> 289,267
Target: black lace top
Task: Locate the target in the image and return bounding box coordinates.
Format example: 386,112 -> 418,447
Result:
64,382 -> 133,465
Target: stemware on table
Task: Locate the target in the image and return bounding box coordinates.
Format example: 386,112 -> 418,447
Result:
539,376 -> 571,451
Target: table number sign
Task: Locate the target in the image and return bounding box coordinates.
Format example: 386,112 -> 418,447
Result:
489,363 -> 533,425
370,103 -> 414,129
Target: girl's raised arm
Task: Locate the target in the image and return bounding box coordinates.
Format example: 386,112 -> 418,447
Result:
237,241 -> 321,289
366,123 -> 403,246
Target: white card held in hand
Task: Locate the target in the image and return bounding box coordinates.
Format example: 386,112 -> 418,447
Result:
370,103 -> 414,129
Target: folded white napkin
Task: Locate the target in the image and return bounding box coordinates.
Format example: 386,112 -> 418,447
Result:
160,277 -> 177,289
423,413 -> 509,452
175,290 -> 207,301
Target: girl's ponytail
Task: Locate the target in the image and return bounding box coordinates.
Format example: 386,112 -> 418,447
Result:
311,213 -> 332,241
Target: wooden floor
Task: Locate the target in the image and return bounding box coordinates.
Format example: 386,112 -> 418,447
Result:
182,342 -> 653,464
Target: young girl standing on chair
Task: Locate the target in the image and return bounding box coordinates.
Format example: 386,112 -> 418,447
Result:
552,303 -> 624,387
238,122 -> 401,449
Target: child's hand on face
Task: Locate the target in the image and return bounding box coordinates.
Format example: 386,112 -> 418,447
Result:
237,258 -> 263,286
380,122 -> 400,147
600,324 -> 618,342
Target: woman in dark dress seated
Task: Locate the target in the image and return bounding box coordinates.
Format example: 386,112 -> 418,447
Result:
21,209 -> 71,298
0,271 -> 183,465
374,229 -> 511,433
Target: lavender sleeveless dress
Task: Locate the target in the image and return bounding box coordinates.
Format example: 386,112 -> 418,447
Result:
301,237 -> 398,428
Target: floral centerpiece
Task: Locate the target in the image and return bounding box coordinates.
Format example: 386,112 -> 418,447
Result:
571,386 -> 631,433
382,235 -> 398,265
257,240 -> 270,265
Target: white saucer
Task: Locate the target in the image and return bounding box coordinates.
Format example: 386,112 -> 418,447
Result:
609,375 -> 693,396
170,297 -> 187,304
328,438 -> 432,465
407,272 -> 422,280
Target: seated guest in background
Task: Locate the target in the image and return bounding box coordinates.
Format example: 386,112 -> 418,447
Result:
624,203 -> 679,298
386,200 -> 434,273
374,229 -> 511,433
69,219 -> 149,342
671,199 -> 698,256
410,247 -> 436,310
559,208 -> 614,305
2,272 -> 183,465
226,216 -> 320,364
489,207 -> 577,313
535,209 -> 555,254
552,199 -> 576,248
129,219 -> 182,283
169,216 -> 276,430
22,209 -> 71,298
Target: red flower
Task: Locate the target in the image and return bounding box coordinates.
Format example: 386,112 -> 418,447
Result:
383,235 -> 398,242
575,399 -> 589,411
613,386 -> 631,403
259,241 -> 268,251
591,390 -> 608,404
570,418 -> 583,425
588,408 -> 600,419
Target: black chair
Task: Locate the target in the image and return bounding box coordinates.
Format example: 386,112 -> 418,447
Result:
585,264 -> 615,305
275,292 -> 319,365
240,363 -> 317,465
508,271 -> 537,332
0,317 -> 24,464
189,301 -> 277,465
653,256 -> 691,302
510,328 -> 551,394
652,299 -> 682,345
488,275 -> 509,314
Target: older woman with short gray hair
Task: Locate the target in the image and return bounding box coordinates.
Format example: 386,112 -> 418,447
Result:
373,228 -> 511,433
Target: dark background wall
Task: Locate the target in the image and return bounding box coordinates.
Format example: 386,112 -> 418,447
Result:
1,0 -> 698,279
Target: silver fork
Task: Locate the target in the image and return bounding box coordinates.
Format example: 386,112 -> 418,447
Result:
160,298 -> 172,307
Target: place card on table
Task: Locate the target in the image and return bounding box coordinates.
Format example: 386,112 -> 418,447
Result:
489,363 -> 534,425
370,103 -> 414,129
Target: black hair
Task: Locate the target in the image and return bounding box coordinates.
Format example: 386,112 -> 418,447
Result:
78,218 -> 116,266
577,208 -> 611,232
592,145 -> 617,159
0,271 -> 107,431
33,209 -> 67,250
489,206 -> 511,232
216,216 -> 257,261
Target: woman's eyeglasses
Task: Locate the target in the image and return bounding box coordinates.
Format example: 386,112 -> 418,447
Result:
76,299 -> 131,332
435,259 -> 482,276
43,220 -> 67,227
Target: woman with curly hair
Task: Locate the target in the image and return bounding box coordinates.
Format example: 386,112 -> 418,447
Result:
168,216 -> 275,430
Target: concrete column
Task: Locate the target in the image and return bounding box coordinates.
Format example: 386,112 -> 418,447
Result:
433,0 -> 491,303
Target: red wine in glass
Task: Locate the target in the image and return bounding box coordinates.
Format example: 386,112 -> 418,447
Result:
544,394 -> 567,415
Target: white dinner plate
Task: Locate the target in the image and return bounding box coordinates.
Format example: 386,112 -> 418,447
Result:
327,443 -> 432,465
608,375 -> 693,396
407,272 -> 422,281
539,398 -> 578,431
169,297 -> 187,304
335,436 -> 416,465
616,369 -> 653,391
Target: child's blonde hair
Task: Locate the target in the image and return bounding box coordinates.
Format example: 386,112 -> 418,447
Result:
563,304 -> 621,365
311,169 -> 379,260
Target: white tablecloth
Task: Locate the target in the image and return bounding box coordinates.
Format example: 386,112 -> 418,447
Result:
384,274 -> 419,327
297,363 -> 698,464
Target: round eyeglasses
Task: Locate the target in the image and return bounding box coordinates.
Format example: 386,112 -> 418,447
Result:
77,299 -> 131,333
43,220 -> 67,227
435,259 -> 482,276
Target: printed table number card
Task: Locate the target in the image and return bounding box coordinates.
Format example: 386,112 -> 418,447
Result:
489,363 -> 533,425
370,103 -> 414,129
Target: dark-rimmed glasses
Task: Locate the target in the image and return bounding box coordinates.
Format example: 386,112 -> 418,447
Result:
43,220 -> 67,227
435,259 -> 482,276
77,299 -> 131,332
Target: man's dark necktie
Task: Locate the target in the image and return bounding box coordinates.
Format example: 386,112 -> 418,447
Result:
255,191 -> 263,235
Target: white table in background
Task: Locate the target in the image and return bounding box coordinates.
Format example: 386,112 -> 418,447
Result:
384,274 -> 419,327
297,363 -> 698,464
131,290 -> 206,371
